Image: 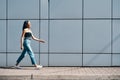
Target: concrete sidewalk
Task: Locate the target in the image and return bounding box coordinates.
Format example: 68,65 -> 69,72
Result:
0,67 -> 120,80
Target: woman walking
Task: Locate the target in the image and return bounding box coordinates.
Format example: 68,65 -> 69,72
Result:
15,20 -> 45,69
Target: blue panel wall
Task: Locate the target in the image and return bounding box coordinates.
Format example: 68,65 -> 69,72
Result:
0,0 -> 119,66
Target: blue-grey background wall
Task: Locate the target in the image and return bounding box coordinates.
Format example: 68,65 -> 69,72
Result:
0,0 -> 120,67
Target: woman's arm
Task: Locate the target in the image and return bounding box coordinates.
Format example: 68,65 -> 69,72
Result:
31,33 -> 45,43
20,30 -> 25,50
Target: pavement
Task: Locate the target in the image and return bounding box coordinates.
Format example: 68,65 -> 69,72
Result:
0,67 -> 120,80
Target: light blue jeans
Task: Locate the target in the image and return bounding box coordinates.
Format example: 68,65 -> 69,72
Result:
16,38 -> 36,65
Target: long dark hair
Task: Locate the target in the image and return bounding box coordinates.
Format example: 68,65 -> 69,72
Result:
22,20 -> 29,31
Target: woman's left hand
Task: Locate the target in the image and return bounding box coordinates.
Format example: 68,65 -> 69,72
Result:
39,39 -> 45,43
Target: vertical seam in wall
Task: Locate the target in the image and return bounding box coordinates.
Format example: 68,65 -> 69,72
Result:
111,0 -> 113,66
48,0 -> 50,66
6,0 -> 8,67
82,0 -> 84,67
39,0 -> 41,65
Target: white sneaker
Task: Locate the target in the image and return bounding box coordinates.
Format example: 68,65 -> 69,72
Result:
35,65 -> 43,69
14,65 -> 22,69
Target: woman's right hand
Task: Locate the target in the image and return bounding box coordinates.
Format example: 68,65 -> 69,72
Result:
20,46 -> 24,50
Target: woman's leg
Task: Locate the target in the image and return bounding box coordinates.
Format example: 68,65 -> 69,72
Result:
25,43 -> 37,65
16,48 -> 27,66
26,46 -> 43,68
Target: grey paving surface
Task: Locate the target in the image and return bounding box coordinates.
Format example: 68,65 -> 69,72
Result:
0,67 -> 120,80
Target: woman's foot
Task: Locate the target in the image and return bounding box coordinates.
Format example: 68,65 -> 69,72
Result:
35,64 -> 43,69
14,65 -> 22,69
